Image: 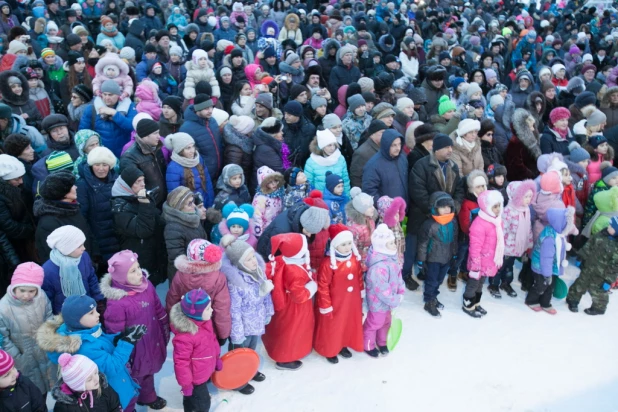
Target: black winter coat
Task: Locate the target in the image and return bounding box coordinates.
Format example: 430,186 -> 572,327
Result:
110,192 -> 167,285
76,163 -> 120,259
257,202 -> 308,259
252,128 -> 284,191
0,375 -> 46,412
162,203 -> 207,279
0,179 -> 35,264
408,154 -> 464,235
52,376 -> 121,412
125,21 -> 146,63
407,144 -> 430,173
540,125 -> 574,156
119,143 -> 167,208
282,117 -> 315,169
481,140 -> 504,171
33,199 -> 94,263
328,62 -> 361,104
223,123 -> 254,188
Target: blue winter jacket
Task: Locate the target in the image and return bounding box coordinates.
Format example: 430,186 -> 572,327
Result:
214,26 -> 237,43
46,324 -> 139,409
362,129 -> 409,205
323,187 -> 348,224
41,251 -> 104,315
304,146 -> 351,196
179,106 -> 223,182
76,163 -> 120,259
166,157 -> 215,208
136,54 -> 159,82
79,103 -> 137,158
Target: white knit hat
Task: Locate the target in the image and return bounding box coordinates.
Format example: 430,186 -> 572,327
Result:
87,147 -> 117,168
316,129 -> 337,150
131,112 -> 153,130
371,224 -> 396,255
58,353 -> 98,392
46,225 -> 86,255
0,154 -> 25,180
212,108 -> 230,126
119,47 -> 136,60
229,115 -> 255,135
457,119 -> 481,137
551,63 -> 566,75
396,97 -> 414,110
164,132 -> 195,154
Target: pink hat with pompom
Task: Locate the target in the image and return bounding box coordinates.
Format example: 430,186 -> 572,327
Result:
186,239 -> 222,263
58,353 -> 98,392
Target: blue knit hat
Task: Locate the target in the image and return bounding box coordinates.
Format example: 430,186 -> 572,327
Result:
222,202 -> 253,231
181,289 -> 211,320
325,171 -> 343,193
61,295 -> 97,331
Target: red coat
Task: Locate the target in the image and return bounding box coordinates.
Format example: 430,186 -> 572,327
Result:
458,198 -> 478,235
262,258 -> 315,363
313,255 -> 364,357
308,230 -> 329,270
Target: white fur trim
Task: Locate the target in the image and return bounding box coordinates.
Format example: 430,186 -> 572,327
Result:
319,306 -> 333,314
305,280 -> 317,298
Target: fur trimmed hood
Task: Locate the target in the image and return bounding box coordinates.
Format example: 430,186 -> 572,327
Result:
512,108 -> 541,159
36,315 -> 82,354
99,271 -> 150,301
466,169 -> 488,192
51,375 -> 110,405
507,179 -> 536,208
258,170 -> 284,194
223,122 -> 254,154
0,70 -> 30,105
169,302 -> 198,334
94,53 -> 130,77
174,253 -> 222,274
600,86 -> 618,108
378,196 -> 406,227
260,19 -> 279,38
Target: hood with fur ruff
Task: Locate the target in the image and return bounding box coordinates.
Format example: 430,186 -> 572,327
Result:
506,179 -> 536,208
512,108 -> 541,159
36,315 -> 82,355
94,53 -> 130,77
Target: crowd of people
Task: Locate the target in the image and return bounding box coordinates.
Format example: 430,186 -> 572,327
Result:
0,0 -> 618,410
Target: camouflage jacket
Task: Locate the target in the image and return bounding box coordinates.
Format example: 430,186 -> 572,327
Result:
578,228 -> 618,284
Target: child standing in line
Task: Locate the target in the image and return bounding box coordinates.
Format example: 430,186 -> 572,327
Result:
283,167 -> 312,209
314,224 -> 364,364
345,187 -> 378,270
489,180 -> 536,299
463,190 -> 505,319
214,164 -> 252,210
568,142 -> 591,224
0,263 -> 53,397
363,224 -> 405,357
567,216 -> 618,315
583,162 -> 618,228
100,250 -> 170,410
417,192 -> 458,318
486,164 -> 508,204
527,207 -> 576,314
252,166 -> 285,238
0,349 -> 47,412
323,172 -> 349,224
53,353 -> 122,412
377,195 -> 406,266
170,289 -> 222,412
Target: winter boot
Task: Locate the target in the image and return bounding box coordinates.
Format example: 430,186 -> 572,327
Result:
488,285 -> 502,299
542,306 -> 557,315
378,345 -> 389,356
276,361 -> 303,370
138,397 -> 167,409
238,384 -> 255,395
339,347 -> 352,358
566,300 -> 579,313
252,372 -> 266,382
424,300 -> 441,318
326,356 -> 339,364
447,275 -> 457,292
474,292 -> 487,315
405,276 -> 420,291
526,303 -> 543,312
457,271 -> 469,283
584,307 -> 605,315
436,299 -> 444,310
500,283 -> 518,298
365,348 -> 380,358
462,297 -> 482,318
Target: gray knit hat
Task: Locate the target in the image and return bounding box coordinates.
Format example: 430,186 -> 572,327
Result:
350,186 -> 374,214
322,113 -> 341,129
357,77 -> 374,93
217,163 -> 244,188
568,142 -> 590,163
311,94 -> 327,110
221,234 -> 253,269
347,94 -> 366,112
300,206 -> 330,234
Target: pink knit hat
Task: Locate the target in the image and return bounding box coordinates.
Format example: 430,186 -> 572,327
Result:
108,250 -> 139,285
549,107 -> 570,126
10,262 -> 44,289
186,239 -> 222,263
58,353 -> 98,392
0,349 -> 14,376
540,170 -> 563,194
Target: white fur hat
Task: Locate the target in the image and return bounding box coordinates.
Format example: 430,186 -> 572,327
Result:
316,129 -> 337,150
457,119 -> 481,137
87,147 -> 117,168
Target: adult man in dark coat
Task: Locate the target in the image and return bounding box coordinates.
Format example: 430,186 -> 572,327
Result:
282,101 -> 315,168
328,44 -> 361,104
350,120 -> 388,188
420,65 -> 449,117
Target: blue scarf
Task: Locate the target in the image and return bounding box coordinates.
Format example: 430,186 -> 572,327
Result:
50,248 -> 86,298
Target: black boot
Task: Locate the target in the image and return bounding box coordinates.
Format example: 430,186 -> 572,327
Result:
584,307 -> 605,315
500,283 -> 517,298
566,299 -> 579,313
326,356 -> 339,364
475,292 -> 487,316
462,297 -> 482,318
424,300 -> 441,318
365,348 -> 380,358
252,371 -> 266,382
238,384 -> 255,395
436,299 -> 444,310
339,347 -> 352,358
377,345 -> 389,356
405,276 -> 420,291
275,361 -> 303,370
447,275 -> 457,292
488,284 -> 502,299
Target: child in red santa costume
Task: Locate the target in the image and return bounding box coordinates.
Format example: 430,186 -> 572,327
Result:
313,224 -> 364,364
262,233 -> 316,371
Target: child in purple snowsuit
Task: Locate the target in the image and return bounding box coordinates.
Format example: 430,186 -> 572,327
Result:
363,224 -> 404,358
100,250 -> 170,410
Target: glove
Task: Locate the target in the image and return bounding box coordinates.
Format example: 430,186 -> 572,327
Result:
120,325 -> 147,344
215,358 -> 223,371
416,261 -> 423,270
162,321 -> 171,345
602,282 -> 611,291
218,337 -> 228,346
468,271 -> 481,280
452,255 -> 458,261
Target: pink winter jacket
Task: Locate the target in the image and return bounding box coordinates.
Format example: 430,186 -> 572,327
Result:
135,80 -> 162,121
251,194 -> 283,238
502,180 -> 536,257
587,154 -> 611,187
467,193 -> 504,278
166,255 -> 232,340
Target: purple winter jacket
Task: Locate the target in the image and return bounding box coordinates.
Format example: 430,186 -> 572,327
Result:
100,272 -> 170,378
219,254 -> 274,344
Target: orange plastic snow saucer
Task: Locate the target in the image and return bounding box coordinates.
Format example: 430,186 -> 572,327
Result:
211,348 -> 260,390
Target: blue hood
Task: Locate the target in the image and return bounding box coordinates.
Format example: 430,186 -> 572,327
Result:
379,129 -> 403,160
546,208 -> 566,233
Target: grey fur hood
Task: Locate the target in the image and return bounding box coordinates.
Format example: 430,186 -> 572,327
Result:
512,108 -> 541,159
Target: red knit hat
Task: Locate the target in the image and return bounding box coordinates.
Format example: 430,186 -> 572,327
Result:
303,190 -> 328,209
224,45 -> 235,55
549,107 -> 570,125
0,349 -> 14,376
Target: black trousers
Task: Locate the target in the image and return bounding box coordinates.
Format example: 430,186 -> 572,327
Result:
183,382 -> 211,412
525,274 -> 556,308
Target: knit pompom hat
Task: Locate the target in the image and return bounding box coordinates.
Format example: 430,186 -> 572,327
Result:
438,95 -> 455,116
568,142 -> 590,163
221,234 -> 254,270
0,350 -> 14,376
222,202 -> 253,231
58,353 -> 98,392
181,288 -> 212,320
350,187 -> 374,214
164,132 -> 194,154
11,262 -> 44,290
186,238 -> 222,263
316,129 -> 337,150
371,223 -> 396,255
549,107 -> 570,125
299,206 -> 330,234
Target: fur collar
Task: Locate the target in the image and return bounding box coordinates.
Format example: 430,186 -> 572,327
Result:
36,315 -> 82,354
33,199 -> 79,218
162,203 -> 201,228
169,302 -> 198,334
223,123 -> 254,154
382,197 -> 406,227
174,254 -> 222,273
99,271 -> 150,300
512,108 -> 541,159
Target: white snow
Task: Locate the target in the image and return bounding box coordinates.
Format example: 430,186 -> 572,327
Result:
47,261 -> 618,412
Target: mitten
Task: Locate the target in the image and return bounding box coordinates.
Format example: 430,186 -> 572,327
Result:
181,386 -> 194,397
468,271 -> 481,280
215,358 -> 223,371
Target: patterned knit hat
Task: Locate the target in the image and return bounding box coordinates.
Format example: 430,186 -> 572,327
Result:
371,223 -> 396,255
45,151 -> 74,173
221,234 -> 254,269
0,350 -> 14,376
186,239 -> 222,263
166,186 -> 195,210
58,353 -> 98,392
222,202 -> 253,231
181,289 -> 212,320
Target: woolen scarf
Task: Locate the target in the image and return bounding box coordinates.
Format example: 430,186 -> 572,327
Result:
50,248 -> 86,298
171,150 -> 200,168
478,209 -> 505,267
509,200 -> 532,257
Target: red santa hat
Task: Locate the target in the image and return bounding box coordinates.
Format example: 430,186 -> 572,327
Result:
328,224 -> 360,269
269,233 -> 310,269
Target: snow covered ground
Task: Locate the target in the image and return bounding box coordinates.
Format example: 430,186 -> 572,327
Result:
48,261 -> 618,412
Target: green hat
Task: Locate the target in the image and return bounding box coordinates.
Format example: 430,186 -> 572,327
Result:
438,95 -> 456,116
45,151 -> 74,173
